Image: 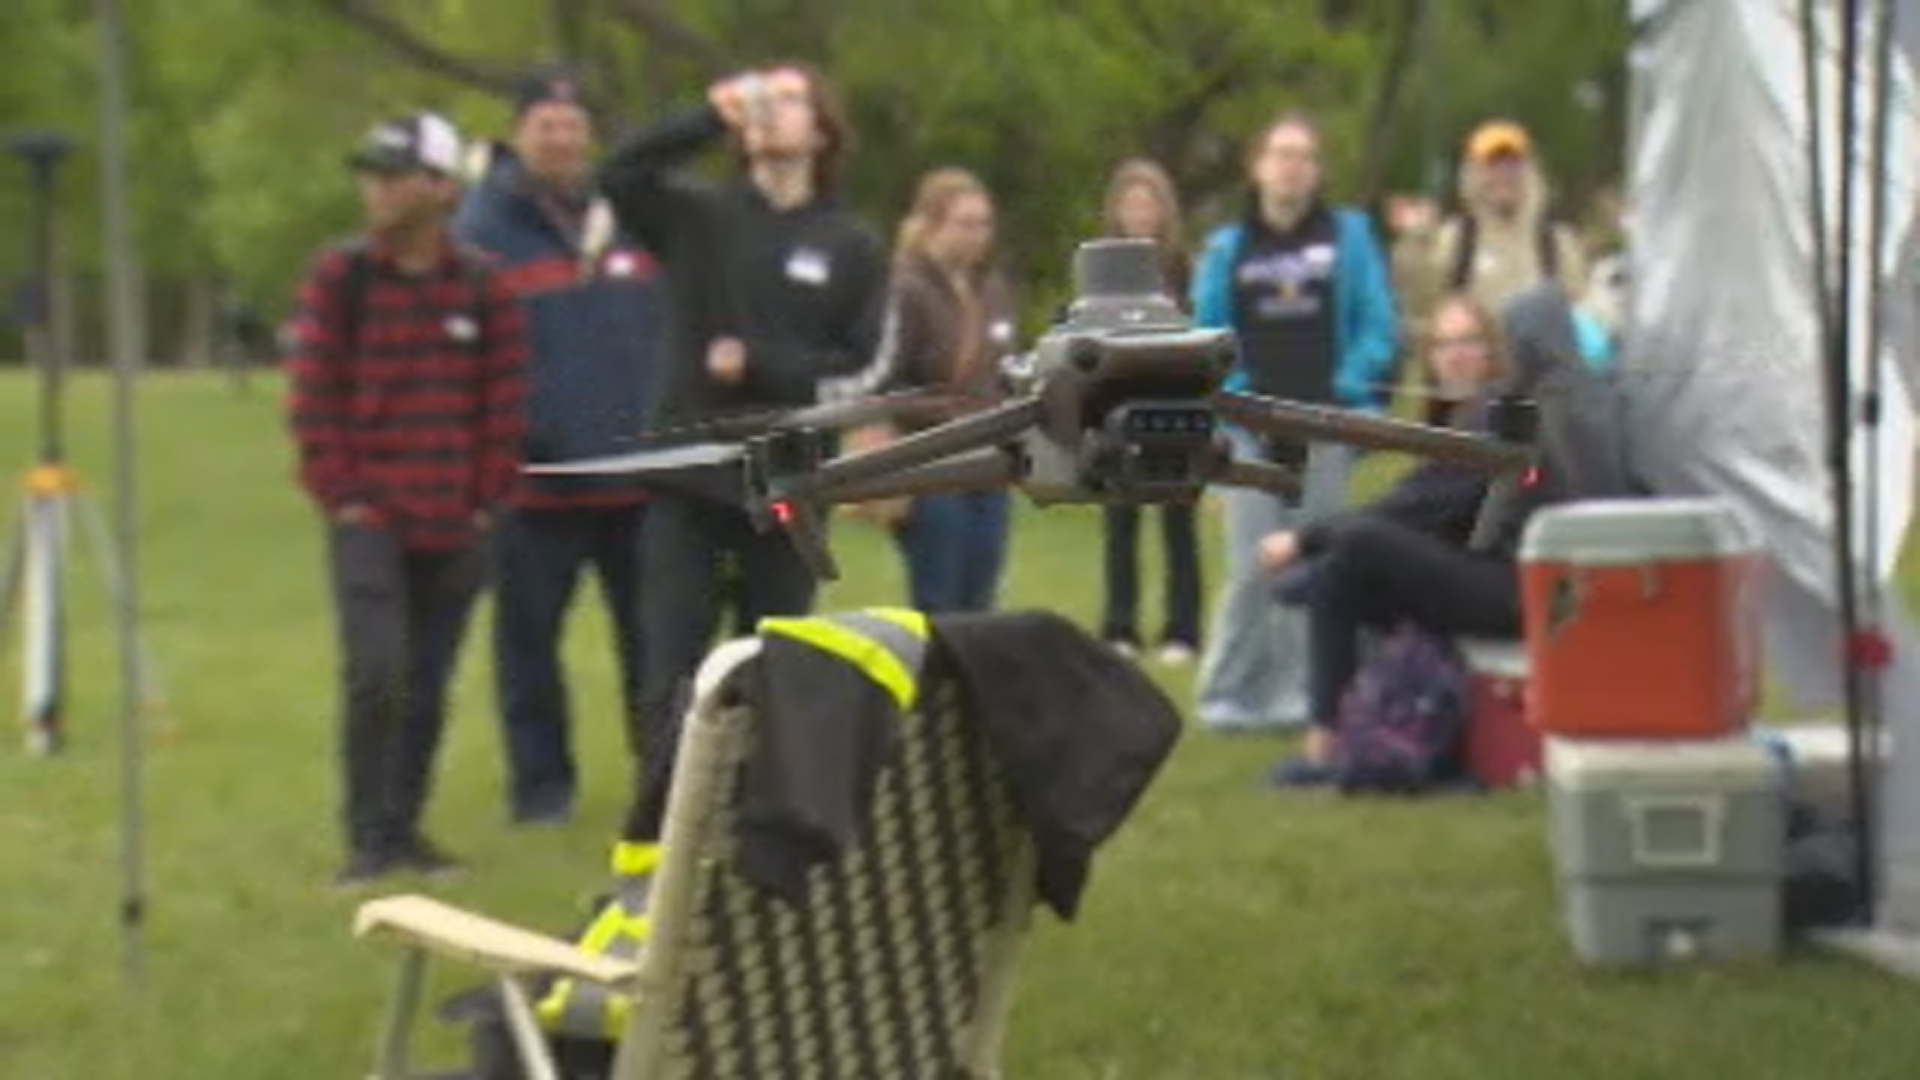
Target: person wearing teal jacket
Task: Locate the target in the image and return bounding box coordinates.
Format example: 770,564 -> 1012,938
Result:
1189,112 -> 1399,734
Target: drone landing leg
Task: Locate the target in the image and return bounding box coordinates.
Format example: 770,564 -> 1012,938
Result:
783,399 -> 1043,499
1214,459 -> 1303,501
1212,391 -> 1532,472
812,450 -> 1020,505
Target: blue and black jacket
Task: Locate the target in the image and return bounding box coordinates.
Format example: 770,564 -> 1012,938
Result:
1191,202 -> 1400,413
454,145 -> 662,506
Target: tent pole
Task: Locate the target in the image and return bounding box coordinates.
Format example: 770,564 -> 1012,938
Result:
94,0 -> 146,988
1860,0 -> 1896,792
1826,0 -> 1876,925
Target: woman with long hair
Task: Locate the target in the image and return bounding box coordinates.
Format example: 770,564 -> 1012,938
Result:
1097,158 -> 1203,662
846,166 -> 1022,612
1262,291 -> 1544,785
1189,110 -> 1400,734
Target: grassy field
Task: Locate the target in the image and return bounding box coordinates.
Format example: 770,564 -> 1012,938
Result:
1,370 -> 1919,1079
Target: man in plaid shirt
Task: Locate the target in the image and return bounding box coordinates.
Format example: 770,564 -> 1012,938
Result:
285,112 -> 529,887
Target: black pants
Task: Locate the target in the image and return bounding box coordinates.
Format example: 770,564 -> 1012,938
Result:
328,523 -> 487,854
1305,516 -> 1520,728
1101,504 -> 1202,647
623,494 -> 816,842
492,503 -> 645,817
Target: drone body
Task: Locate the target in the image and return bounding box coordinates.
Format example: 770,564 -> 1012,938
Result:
531,238 -> 1540,581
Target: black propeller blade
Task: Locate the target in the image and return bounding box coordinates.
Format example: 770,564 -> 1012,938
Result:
637,388 -> 956,446
523,441 -> 745,477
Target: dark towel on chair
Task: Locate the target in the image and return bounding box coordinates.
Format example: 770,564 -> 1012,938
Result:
737,610 -> 1183,921
927,610 -> 1184,920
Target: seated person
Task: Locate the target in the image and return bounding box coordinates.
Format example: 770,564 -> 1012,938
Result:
1260,293 -> 1556,785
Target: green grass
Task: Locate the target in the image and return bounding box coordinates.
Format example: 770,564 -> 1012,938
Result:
1,370 -> 1917,1079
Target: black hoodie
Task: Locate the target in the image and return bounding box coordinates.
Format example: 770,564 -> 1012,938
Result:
598,105 -> 890,433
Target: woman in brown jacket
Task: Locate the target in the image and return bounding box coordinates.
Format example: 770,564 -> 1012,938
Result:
853,167 -> 1021,612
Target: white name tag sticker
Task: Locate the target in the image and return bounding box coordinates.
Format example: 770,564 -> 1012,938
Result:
444,314 -> 479,343
785,247 -> 831,286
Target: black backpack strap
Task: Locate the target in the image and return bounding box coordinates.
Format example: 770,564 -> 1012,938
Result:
1450,214 -> 1564,288
1445,214 -> 1477,292
336,238 -> 373,358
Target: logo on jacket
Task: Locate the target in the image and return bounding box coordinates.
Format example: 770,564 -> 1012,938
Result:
444,314 -> 479,343
786,247 -> 831,287
1239,243 -> 1336,320
605,250 -> 658,280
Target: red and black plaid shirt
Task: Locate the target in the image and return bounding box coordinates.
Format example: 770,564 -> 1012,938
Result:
285,235 -> 529,551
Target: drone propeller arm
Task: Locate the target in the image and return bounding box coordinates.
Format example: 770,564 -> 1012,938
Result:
779,397 -> 1043,500
1211,390 -> 1532,473
1212,458 -> 1303,501
809,449 -> 1019,505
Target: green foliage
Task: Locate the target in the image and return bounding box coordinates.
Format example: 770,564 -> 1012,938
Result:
0,0 -> 1631,340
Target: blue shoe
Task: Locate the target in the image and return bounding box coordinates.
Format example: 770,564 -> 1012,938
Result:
1267,755 -> 1337,788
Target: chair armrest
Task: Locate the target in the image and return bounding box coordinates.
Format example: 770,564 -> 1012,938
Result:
353,894 -> 640,990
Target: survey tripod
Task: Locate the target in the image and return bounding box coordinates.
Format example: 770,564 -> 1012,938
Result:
1,131 -> 159,756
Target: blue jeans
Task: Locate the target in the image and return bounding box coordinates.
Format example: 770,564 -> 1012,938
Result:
1195,431 -> 1354,732
491,504 -> 646,818
892,491 -> 1011,613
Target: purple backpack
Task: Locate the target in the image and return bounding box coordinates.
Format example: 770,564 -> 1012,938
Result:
1331,624 -> 1470,794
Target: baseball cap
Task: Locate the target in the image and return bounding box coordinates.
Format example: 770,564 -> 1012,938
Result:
513,68 -> 586,118
1466,120 -> 1531,162
346,112 -> 464,177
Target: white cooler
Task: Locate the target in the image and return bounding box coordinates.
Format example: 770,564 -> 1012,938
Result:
1546,734 -> 1786,966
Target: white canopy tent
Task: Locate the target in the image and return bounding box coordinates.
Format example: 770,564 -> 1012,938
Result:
1625,0 -> 1920,950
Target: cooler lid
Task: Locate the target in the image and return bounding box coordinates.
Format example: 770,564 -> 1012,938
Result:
1545,734 -> 1778,792
1519,497 -> 1758,565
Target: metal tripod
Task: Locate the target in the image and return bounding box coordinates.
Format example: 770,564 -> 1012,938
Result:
3,129 -> 160,756
0,465 -> 161,755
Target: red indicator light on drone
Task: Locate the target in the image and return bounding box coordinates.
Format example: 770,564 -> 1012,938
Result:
1522,466 -> 1541,488
771,500 -> 795,526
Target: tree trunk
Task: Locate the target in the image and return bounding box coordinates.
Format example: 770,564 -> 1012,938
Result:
1355,0 -> 1421,207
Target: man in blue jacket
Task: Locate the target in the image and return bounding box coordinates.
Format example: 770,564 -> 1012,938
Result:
454,71 -> 661,825
1187,111 -> 1400,736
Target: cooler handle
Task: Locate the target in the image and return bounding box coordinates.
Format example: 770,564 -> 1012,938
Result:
1545,566 -> 1663,641
1621,794 -> 1724,868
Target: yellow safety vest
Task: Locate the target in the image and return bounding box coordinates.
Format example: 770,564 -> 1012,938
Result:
533,607 -> 930,1041
533,839 -> 658,1039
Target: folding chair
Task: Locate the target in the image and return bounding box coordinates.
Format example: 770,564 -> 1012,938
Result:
354,632 -> 1039,1079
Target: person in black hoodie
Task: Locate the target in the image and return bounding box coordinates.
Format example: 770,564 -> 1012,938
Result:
454,72 -> 662,825
597,63 -> 890,851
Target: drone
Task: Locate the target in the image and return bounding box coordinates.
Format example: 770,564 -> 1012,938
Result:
530,237 -> 1541,581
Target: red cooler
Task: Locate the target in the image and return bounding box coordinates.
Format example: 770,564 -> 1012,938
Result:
1458,638 -> 1541,788
1518,498 -> 1765,740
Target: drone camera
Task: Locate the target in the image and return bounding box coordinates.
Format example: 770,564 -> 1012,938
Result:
1088,400 -> 1221,500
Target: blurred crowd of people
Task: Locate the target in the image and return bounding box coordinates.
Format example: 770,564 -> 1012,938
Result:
280,61 -> 1625,885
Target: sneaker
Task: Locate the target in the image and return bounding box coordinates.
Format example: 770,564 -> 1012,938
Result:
396,834 -> 464,879
1106,638 -> 1141,659
1267,754 -> 1338,789
1155,642 -> 1197,666
511,793 -> 574,827
331,847 -> 400,891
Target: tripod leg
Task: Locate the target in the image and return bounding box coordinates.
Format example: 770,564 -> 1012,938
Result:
74,491 -> 162,712
0,499 -> 25,643
21,494 -> 67,755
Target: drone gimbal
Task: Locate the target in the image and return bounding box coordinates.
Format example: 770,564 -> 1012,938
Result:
532,237 -> 1540,581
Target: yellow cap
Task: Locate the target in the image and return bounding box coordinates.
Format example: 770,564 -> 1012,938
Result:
1467,120 -> 1531,162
